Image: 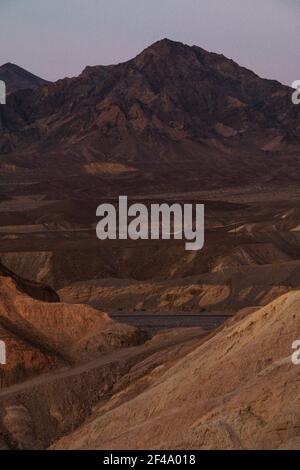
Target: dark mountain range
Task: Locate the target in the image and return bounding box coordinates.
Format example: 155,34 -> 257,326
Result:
0,63 -> 50,94
0,39 -> 299,194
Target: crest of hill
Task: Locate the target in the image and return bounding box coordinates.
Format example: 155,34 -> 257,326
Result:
0,63 -> 50,94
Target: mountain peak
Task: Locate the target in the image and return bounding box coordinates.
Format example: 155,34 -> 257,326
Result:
1,62 -> 23,71
150,38 -> 182,47
0,62 -> 50,94
141,38 -> 188,55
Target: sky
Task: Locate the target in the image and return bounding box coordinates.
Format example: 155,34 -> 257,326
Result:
0,0 -> 299,85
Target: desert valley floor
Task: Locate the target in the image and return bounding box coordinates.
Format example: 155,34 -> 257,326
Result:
0,185 -> 299,450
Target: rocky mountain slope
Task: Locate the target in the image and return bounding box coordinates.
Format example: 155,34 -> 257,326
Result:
0,39 -> 299,192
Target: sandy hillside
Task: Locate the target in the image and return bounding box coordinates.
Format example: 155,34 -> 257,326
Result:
52,290 -> 300,450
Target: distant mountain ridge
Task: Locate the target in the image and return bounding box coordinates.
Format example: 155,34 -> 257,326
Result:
0,62 -> 50,94
0,39 -> 299,193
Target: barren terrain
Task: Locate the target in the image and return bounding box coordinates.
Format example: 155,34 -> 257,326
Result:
0,40 -> 299,450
